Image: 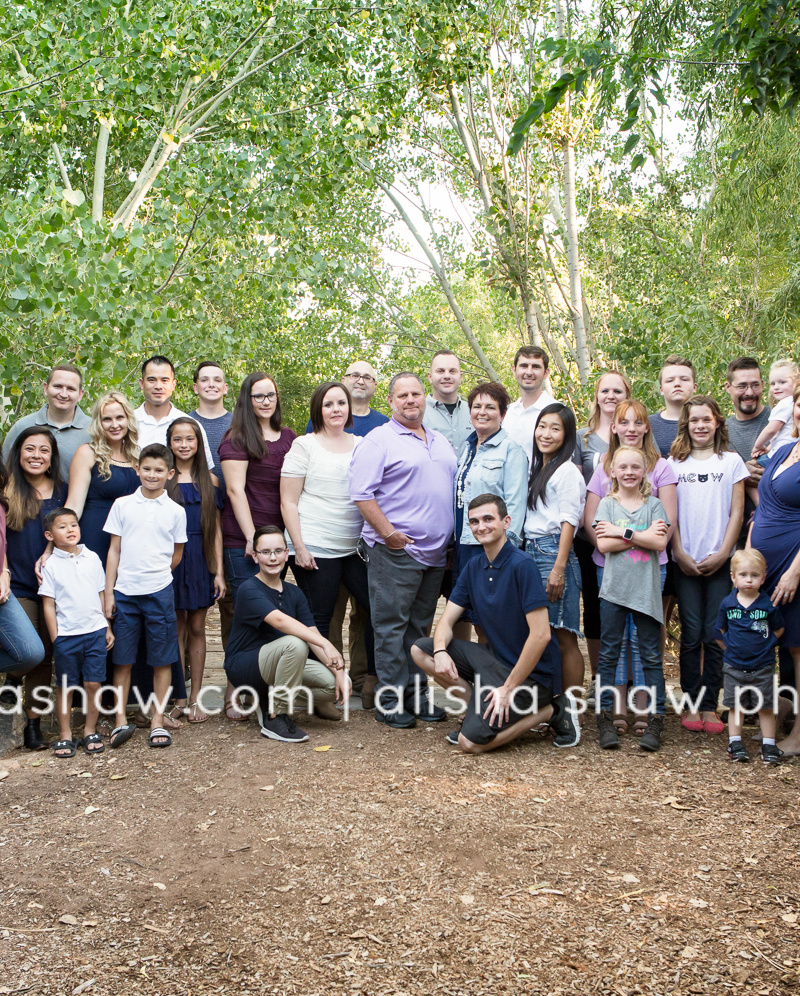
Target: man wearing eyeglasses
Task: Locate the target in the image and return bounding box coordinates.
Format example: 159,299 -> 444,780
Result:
305,362 -> 388,438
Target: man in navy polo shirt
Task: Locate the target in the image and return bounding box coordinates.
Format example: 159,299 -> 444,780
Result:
411,493 -> 579,752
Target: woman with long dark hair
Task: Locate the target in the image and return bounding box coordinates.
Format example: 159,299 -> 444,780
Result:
5,426 -> 66,749
219,372 -> 295,719
524,404 -> 586,704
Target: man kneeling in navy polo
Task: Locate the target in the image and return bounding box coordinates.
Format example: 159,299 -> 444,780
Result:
411,493 -> 579,753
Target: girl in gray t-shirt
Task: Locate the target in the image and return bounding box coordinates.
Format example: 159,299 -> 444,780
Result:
593,447 -> 670,750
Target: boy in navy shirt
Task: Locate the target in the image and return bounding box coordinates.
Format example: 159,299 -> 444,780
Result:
716,548 -> 784,765
411,493 -> 579,753
40,508 -> 115,758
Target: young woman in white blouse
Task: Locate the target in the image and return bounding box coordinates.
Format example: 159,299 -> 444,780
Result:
280,381 -> 372,717
525,404 -> 587,695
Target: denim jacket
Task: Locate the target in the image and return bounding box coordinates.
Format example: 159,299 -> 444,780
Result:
455,428 -> 529,547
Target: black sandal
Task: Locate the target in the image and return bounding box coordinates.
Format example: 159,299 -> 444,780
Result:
52,739 -> 77,759
81,733 -> 105,754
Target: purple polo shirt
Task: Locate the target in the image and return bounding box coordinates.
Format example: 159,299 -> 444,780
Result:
350,418 -> 457,567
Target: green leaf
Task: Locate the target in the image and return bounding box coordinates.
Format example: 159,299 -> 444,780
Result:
623,133 -> 640,155
63,189 -> 86,207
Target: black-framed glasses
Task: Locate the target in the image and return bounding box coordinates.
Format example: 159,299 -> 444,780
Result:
345,373 -> 375,383
251,393 -> 277,403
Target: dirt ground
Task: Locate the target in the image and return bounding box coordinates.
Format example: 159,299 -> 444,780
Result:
1,694 -> 799,996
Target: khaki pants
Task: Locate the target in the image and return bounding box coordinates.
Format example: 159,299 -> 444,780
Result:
257,635 -> 336,715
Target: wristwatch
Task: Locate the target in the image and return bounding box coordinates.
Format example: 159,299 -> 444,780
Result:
622,527 -> 634,542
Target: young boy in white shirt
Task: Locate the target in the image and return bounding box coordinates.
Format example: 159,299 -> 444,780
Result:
103,444 -> 187,749
40,508 -> 115,759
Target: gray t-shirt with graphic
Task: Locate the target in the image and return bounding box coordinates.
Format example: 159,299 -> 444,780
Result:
594,496 -> 669,623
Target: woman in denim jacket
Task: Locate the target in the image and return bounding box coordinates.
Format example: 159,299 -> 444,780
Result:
453,382 -> 528,589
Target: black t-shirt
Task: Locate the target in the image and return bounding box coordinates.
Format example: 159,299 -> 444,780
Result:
716,591 -> 784,672
225,575 -> 314,670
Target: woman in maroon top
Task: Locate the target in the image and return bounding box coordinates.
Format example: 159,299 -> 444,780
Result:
219,372 -> 295,719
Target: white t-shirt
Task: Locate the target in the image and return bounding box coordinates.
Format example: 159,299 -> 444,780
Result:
668,450 -> 750,562
502,391 -> 558,466
766,396 -> 795,453
280,434 -> 363,557
103,488 -> 188,595
524,460 -> 586,538
39,546 -> 107,636
133,403 -> 214,469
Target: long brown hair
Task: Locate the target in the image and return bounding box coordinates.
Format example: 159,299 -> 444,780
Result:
222,372 -> 282,460
669,395 -> 730,462
167,418 -> 218,574
585,370 -> 632,434
6,427 -> 61,531
603,400 -> 661,475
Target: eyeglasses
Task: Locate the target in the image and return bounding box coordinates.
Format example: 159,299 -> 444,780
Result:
251,393 -> 277,403
254,548 -> 285,559
345,373 -> 375,383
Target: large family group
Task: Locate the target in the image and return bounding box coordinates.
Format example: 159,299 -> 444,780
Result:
1,348 -> 798,766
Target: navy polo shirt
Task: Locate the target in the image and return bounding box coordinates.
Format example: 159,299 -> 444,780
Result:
715,591 -> 784,672
450,539 -> 562,691
225,576 -> 315,673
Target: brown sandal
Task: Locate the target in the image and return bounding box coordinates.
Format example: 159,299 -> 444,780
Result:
613,713 -> 628,734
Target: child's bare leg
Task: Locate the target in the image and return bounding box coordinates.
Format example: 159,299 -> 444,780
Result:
113,665 -> 133,729
187,608 -> 208,708
632,687 -> 650,733
83,681 -> 101,736
613,683 -> 628,731
728,707 -> 744,739
57,686 -> 73,744
758,708 -> 777,741
151,664 -> 172,735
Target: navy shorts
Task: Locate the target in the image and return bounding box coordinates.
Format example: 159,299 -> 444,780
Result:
54,628 -> 108,686
415,637 -> 553,745
113,586 -> 179,669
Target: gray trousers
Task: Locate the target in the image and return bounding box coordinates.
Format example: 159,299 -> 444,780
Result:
364,541 -> 444,709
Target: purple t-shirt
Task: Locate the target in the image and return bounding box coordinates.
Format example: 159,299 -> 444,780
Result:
349,418 -> 457,567
587,456 -> 677,567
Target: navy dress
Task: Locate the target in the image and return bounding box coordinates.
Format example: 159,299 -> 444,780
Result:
80,463 -> 139,565
751,442 -> 800,646
172,482 -> 223,611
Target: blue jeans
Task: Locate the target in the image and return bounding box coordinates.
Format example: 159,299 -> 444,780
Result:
599,599 -> 665,715
0,592 -> 45,674
224,546 -> 259,606
673,561 -> 731,712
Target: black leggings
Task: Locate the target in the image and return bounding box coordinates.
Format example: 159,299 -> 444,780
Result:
291,554 -> 375,675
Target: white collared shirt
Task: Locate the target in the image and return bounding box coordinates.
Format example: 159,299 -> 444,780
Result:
39,546 -> 108,636
133,403 -> 215,469
502,390 -> 558,466
103,488 -> 188,596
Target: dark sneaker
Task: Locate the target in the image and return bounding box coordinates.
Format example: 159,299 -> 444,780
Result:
761,743 -> 783,766
259,713 -> 309,743
407,699 -> 447,722
445,730 -> 460,746
597,711 -> 620,750
550,690 -> 581,748
727,740 -> 750,763
375,706 -> 417,729
638,714 -> 665,752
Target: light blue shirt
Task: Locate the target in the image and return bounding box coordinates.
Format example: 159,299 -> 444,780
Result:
423,395 -> 473,458
455,428 -> 528,547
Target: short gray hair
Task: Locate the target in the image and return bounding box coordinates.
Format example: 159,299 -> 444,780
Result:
388,371 -> 424,396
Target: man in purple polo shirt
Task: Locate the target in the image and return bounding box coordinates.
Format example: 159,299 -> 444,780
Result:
350,372 -> 458,728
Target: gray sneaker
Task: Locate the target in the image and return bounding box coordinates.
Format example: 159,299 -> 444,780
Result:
638,714 -> 665,753
259,714 -> 309,743
597,711 -> 620,750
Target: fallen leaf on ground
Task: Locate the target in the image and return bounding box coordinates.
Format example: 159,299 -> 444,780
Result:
374,897 -> 387,906
152,883 -> 166,891
622,873 -> 640,884
109,774 -> 127,781
84,806 -> 100,816
274,885 -> 293,893
59,914 -> 78,925
320,895 -> 332,905
314,746 -> 332,752
460,894 -> 475,905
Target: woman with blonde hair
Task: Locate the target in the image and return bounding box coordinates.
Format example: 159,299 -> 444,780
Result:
65,391 -> 140,565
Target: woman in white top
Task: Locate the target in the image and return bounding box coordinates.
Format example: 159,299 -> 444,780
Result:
525,404 -> 587,695
280,381 -> 373,713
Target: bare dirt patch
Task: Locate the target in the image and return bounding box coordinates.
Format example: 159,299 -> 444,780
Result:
1,707 -> 799,996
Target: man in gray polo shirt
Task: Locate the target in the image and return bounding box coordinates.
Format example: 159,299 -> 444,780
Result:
423,350 -> 472,458
2,364 -> 90,479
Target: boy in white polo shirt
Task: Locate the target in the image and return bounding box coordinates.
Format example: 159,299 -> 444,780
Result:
40,507 -> 115,759
103,443 -> 187,750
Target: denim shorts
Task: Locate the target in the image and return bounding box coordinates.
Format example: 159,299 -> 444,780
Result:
54,627 -> 108,685
113,586 -> 179,668
526,533 -> 582,636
